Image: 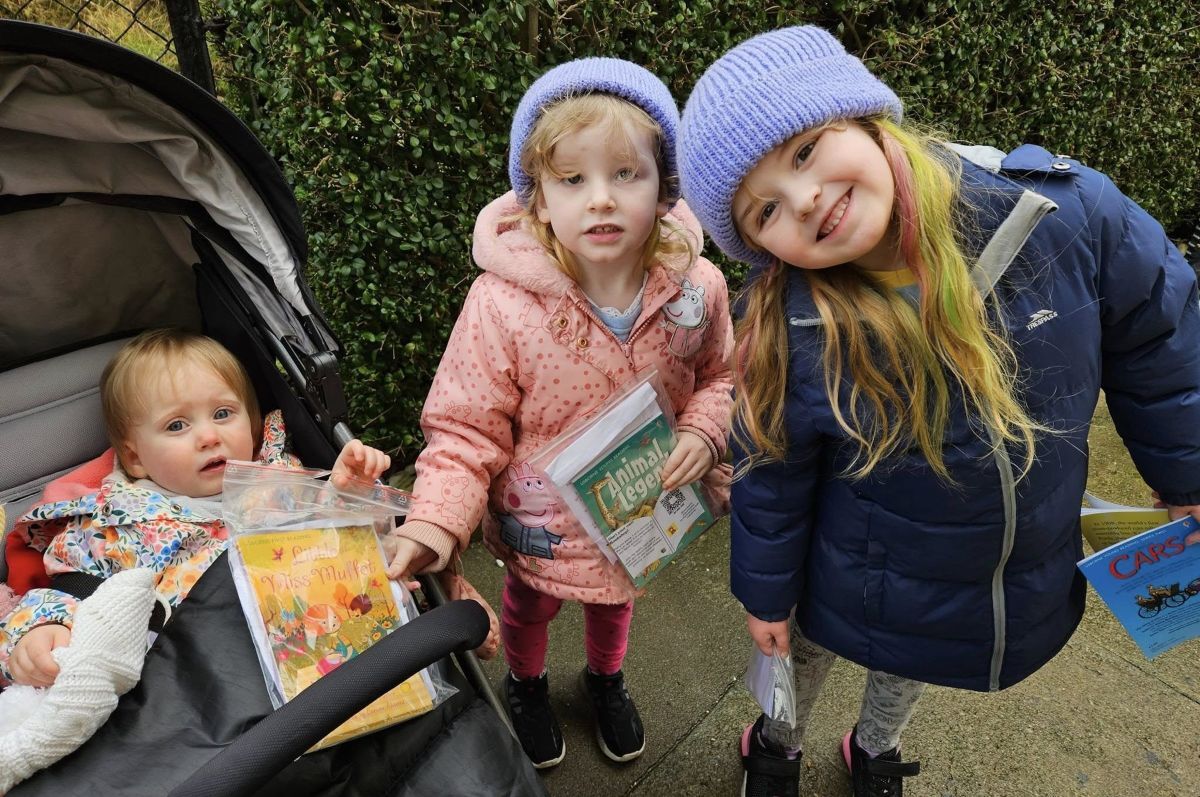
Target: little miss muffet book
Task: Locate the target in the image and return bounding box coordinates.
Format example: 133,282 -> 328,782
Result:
230,524 -> 435,750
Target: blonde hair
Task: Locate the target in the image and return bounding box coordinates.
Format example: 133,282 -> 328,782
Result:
514,93 -> 694,279
101,328 -> 261,469
733,117 -> 1045,482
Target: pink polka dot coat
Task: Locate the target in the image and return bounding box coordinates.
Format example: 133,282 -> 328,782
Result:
408,192 -> 734,605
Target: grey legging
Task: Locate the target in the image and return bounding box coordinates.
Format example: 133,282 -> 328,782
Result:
761,622 -> 926,756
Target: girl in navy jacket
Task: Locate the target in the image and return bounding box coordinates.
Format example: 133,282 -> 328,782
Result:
677,25 -> 1200,797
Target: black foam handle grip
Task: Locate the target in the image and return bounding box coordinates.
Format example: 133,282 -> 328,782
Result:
169,599 -> 488,797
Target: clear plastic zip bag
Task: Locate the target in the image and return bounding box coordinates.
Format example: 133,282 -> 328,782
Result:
745,646 -> 798,730
222,461 -> 455,751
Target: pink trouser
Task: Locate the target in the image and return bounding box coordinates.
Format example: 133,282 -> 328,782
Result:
501,570 -> 633,679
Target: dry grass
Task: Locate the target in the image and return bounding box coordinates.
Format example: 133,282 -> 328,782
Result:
1086,394 -> 1153,507
6,0 -> 178,68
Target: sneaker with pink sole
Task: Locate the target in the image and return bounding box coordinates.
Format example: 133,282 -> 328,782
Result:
740,715 -> 801,797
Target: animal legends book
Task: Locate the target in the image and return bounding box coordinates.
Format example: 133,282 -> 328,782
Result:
230,524 -> 435,751
542,376 -> 716,587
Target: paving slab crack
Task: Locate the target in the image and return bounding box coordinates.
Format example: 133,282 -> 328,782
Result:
1111,650 -> 1200,707
621,675 -> 743,796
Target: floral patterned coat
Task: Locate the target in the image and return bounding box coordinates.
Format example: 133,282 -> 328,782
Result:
0,411 -> 296,685
406,193 -> 734,605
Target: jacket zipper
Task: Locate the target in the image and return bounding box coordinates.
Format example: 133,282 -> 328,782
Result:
572,297 -> 659,364
621,310 -> 662,357
987,426 -> 1018,692
983,193 -> 1055,691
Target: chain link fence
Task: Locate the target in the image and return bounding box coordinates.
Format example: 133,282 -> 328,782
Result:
0,0 -> 214,91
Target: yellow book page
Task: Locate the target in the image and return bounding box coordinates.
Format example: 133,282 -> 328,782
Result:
1080,508 -> 1169,551
234,525 -> 435,749
296,663 -> 435,751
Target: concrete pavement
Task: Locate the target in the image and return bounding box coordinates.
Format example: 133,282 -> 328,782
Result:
450,399 -> 1200,796
462,518 -> 1199,796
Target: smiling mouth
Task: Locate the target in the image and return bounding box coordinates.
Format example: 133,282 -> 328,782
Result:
586,224 -> 623,235
817,191 -> 851,240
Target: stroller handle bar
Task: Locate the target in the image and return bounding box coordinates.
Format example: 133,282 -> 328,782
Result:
169,599 -> 490,797
332,420 -> 355,450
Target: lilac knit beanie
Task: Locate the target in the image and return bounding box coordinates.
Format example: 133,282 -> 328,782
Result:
508,57 -> 680,207
678,26 -> 903,267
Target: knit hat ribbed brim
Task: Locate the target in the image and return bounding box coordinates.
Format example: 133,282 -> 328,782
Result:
678,26 -> 902,267
508,57 -> 680,207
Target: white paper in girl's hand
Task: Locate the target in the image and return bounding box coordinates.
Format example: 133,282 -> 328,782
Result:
745,647 -> 798,729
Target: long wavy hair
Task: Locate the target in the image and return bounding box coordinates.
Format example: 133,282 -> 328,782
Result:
732,116 -> 1044,482
512,93 -> 694,278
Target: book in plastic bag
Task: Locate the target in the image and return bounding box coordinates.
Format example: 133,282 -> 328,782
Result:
1077,503 -> 1200,658
223,461 -> 453,751
532,369 -> 718,587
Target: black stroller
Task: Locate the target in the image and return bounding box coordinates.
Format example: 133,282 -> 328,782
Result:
0,20 -> 544,797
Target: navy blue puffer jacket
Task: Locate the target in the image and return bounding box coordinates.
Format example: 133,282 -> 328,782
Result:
730,144 -> 1200,692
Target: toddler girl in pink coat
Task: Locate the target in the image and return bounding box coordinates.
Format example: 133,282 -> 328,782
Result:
389,58 -> 734,769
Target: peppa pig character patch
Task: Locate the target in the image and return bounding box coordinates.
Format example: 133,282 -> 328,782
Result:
498,462 -> 564,559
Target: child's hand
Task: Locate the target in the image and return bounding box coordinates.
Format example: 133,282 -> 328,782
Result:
10,623 -> 71,687
384,535 -> 439,592
330,439 -> 391,490
1167,504 -> 1200,522
660,430 -> 714,492
746,613 -> 790,656
1151,491 -> 1200,523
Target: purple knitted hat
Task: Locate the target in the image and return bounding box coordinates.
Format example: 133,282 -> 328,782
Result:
678,26 -> 903,267
508,57 -> 680,206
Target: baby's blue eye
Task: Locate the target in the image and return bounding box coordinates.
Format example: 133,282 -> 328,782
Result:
759,202 -> 778,227
166,420 -> 185,432
564,174 -> 583,185
214,408 -> 232,420
616,168 -> 635,181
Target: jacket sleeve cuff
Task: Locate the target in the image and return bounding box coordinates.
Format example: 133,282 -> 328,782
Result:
744,605 -> 792,623
1156,488 -> 1200,508
395,520 -> 459,573
0,589 -> 77,684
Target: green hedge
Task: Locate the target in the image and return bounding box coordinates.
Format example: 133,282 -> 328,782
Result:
213,0 -> 1200,458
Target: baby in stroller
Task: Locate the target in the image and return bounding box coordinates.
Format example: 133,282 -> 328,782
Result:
0,328 -> 391,689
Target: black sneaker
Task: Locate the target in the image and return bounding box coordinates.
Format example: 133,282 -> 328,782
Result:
740,714 -> 801,797
841,725 -> 920,797
505,672 -> 565,769
580,668 -> 645,762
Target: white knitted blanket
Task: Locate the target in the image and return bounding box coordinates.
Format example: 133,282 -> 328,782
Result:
0,568 -> 156,793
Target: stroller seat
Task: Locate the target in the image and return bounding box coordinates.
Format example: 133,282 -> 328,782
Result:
0,337 -> 129,582
0,332 -> 541,797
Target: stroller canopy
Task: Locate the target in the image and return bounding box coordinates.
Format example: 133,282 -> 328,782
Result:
0,20 -> 349,540
0,20 -> 331,368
